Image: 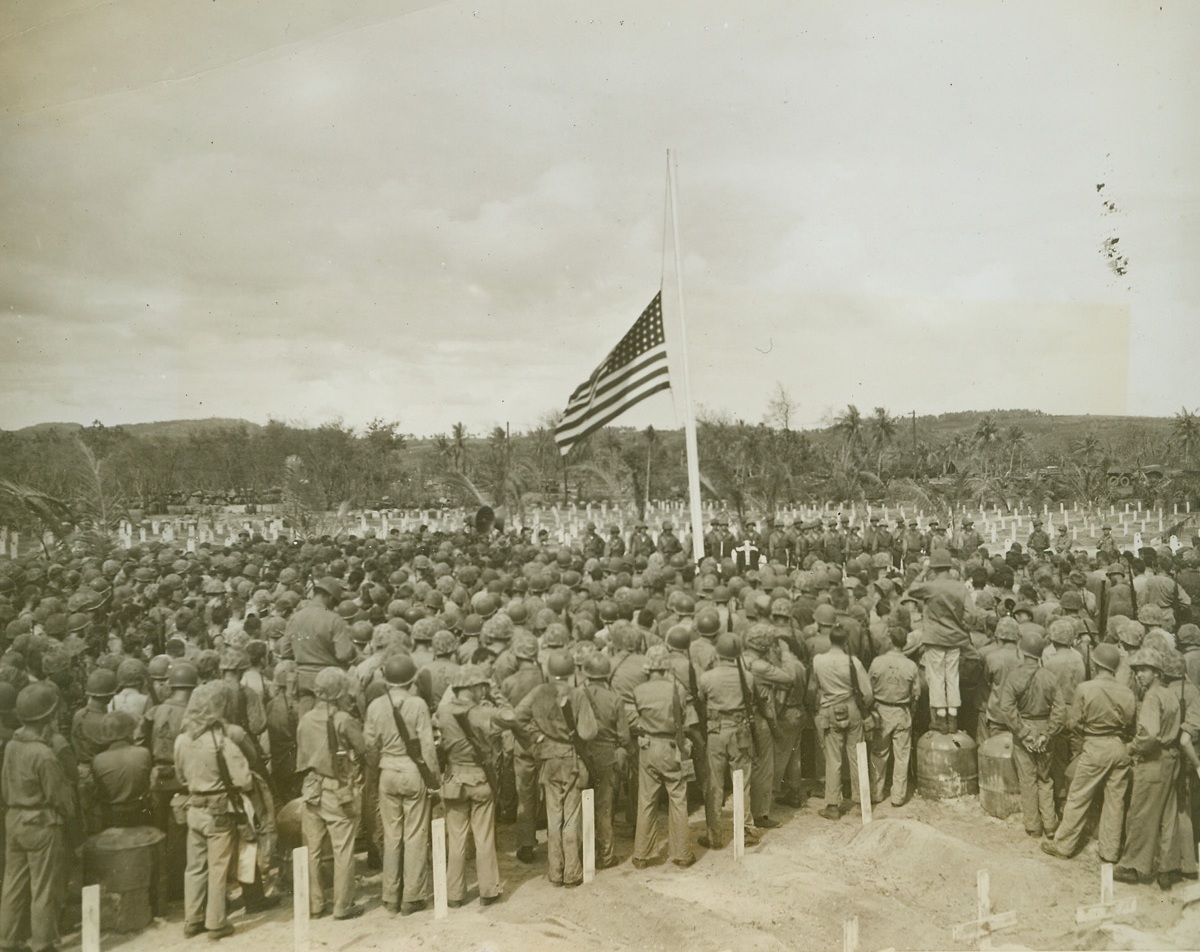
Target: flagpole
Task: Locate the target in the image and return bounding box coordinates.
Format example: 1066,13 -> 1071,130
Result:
666,150 -> 706,566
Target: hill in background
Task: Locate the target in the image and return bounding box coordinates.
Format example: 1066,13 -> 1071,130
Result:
11,418 -> 262,440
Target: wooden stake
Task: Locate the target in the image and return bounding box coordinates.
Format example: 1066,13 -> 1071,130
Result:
732,768 -> 745,861
582,788 -> 596,884
843,915 -> 859,952
1076,862 -> 1137,924
432,817 -> 448,919
82,883 -> 100,952
292,846 -> 309,952
952,870 -> 1017,950
856,742 -> 872,825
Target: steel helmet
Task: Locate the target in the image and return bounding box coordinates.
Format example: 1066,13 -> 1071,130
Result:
695,608 -> 721,636
86,669 -> 119,697
583,654 -> 612,680
147,655 -> 172,681
513,633 -> 540,661
666,625 -> 692,650
383,655 -> 418,686
168,662 -> 200,689
15,683 -> 58,723
313,666 -> 347,701
643,645 -> 672,672
452,665 -> 490,690
1017,630 -> 1046,659
715,633 -> 741,659
1091,643 -> 1120,672
432,630 -> 458,656
547,650 -> 575,679
814,604 -> 837,627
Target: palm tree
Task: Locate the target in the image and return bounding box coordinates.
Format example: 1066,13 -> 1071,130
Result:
451,422 -> 469,473
1003,425 -> 1030,474
832,404 -> 864,464
1174,407 -> 1199,466
868,407 -> 897,479
973,415 -> 1002,475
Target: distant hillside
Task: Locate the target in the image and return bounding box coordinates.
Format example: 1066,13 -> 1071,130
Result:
10,418 -> 262,440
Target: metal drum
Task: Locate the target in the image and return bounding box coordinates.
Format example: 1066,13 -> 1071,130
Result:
83,825 -> 166,933
916,730 -> 979,800
977,730 -> 1022,818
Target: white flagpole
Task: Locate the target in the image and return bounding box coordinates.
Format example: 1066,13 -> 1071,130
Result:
666,150 -> 706,565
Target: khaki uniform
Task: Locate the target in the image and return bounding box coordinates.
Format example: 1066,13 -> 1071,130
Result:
174,727 -> 252,933
1050,674 -> 1135,861
868,650 -> 919,805
630,677 -> 691,864
998,658 -> 1062,836
1117,683 -> 1182,879
363,688 -> 438,907
812,647 -> 873,808
436,696 -> 507,903
697,661 -> 757,846
580,680 -> 629,867
279,602 -> 356,695
0,726 -> 75,952
296,703 -> 365,917
499,663 -> 545,853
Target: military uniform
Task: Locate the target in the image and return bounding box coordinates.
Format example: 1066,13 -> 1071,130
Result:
579,675 -> 629,868
998,656 -> 1062,836
697,660 -> 758,846
812,645 -> 873,811
499,661 -> 545,857
1116,681 -> 1181,881
630,674 -> 692,865
436,688 -> 507,904
296,700 -> 366,917
0,725 -> 75,952
867,648 -> 919,806
279,599 -> 356,698
1047,672 -> 1135,861
364,686 -> 437,910
147,693 -> 190,900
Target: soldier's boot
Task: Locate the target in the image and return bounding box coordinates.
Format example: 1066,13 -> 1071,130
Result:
946,711 -> 958,733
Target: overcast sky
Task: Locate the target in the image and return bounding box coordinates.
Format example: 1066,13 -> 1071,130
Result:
1,0 -> 1196,436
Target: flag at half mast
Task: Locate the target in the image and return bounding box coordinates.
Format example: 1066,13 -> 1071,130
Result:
554,291 -> 670,456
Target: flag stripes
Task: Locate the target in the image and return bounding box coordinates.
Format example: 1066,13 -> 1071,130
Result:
555,292 -> 670,455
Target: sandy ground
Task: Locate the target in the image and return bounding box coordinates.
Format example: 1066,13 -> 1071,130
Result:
61,784 -> 1200,952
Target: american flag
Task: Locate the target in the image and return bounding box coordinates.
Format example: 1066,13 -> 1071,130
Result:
554,292 -> 671,456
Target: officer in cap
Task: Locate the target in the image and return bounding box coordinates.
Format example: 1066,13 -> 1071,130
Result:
509,649 -> 596,887
630,646 -> 695,869
0,684 -> 75,952
998,628 -> 1061,838
278,576 -> 356,713
297,668 -> 367,919
364,655 -> 439,915
1041,643 -> 1135,863
437,665 -> 511,907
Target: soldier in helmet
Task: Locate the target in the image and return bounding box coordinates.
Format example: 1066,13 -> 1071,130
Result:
147,660 -> 198,902
1114,649 -> 1183,888
812,622 -> 873,820
297,668 -> 367,919
658,521 -> 682,559
0,683 -> 76,952
1028,518 -> 1050,556
73,667 -> 118,835
1041,643 -> 1135,864
437,664 -> 511,907
630,646 -> 695,868
579,653 -> 629,869
697,633 -> 760,848
867,626 -> 920,807
92,711 -> 153,828
364,655 -> 439,915
604,526 -> 626,559
499,633 -> 545,860
998,629 -> 1062,839
266,660 -> 301,802
416,629 -> 461,711
277,576 -> 356,715
509,649 -> 596,887
173,681 -> 254,939
742,624 -> 797,829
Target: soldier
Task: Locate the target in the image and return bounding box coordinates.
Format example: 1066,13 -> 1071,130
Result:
1181,623 -> 1200,689
812,622 -> 873,819
1097,526 -> 1120,564
72,668 -> 117,835
998,630 -> 1061,839
630,523 -> 657,558
901,520 -> 925,567
511,650 -> 595,888
297,668 -> 366,920
742,624 -> 796,828
499,633 -> 545,862
92,711 -> 153,828
265,661 -> 301,802
578,654 -> 629,869
1028,519 -> 1050,556
437,664 -> 508,907
278,576 -> 357,714
0,683 -> 75,952
147,660 -> 197,902
112,658 -> 152,741
174,681 -> 253,939
955,518 -> 984,559
630,646 -> 695,868
658,521 -> 682,559
1053,525 -> 1072,557
1041,644 -> 1135,863
1114,649 -> 1182,888
697,634 -> 760,848
664,626 -> 706,797
868,626 -> 920,807
582,522 -> 605,559
907,550 -> 971,733
980,618 -> 1022,741
927,520 -> 949,555
415,630 -> 460,710
604,526 -> 626,558
365,655 -> 439,915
